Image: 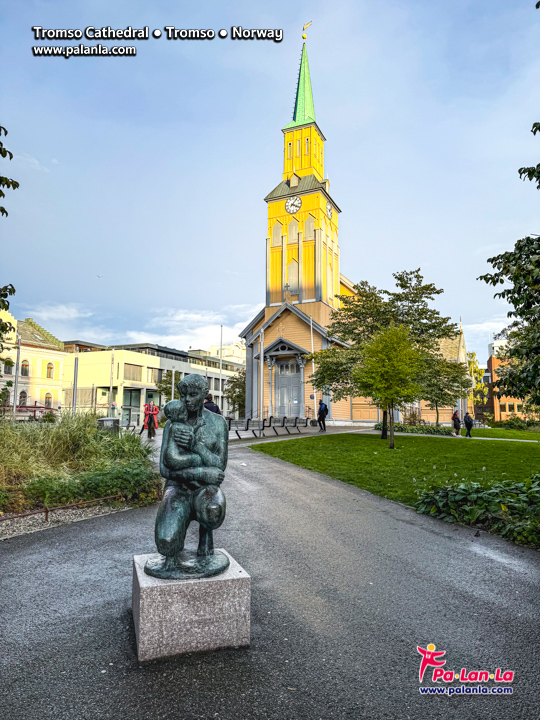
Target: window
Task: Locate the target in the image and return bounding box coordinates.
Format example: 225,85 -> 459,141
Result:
45,393 -> 52,408
305,137 -> 309,154
46,362 -> 54,379
287,142 -> 292,158
1,391 -> 9,407
499,403 -> 506,413
146,367 -> 160,384
517,404 -> 523,412
272,222 -> 283,247
19,391 -> 27,406
21,360 -> 29,377
214,378 -> 220,392
287,259 -> 299,294
508,403 -> 515,413
296,139 -> 300,156
4,363 -> 12,375
124,363 -> 142,382
288,218 -> 298,244
304,215 -> 315,241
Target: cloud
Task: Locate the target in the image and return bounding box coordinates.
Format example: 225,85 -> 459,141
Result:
14,153 -> 50,173
24,303 -> 94,322
462,315 -> 509,358
126,303 -> 264,351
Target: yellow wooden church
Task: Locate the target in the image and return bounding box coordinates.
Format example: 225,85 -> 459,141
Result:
240,38 -> 469,423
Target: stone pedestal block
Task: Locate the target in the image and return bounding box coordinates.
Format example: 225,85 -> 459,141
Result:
132,550 -> 250,661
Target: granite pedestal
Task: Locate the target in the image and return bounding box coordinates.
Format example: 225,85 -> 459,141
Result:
132,550 -> 250,661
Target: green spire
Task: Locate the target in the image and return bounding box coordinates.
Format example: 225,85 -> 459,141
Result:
283,43 -> 316,130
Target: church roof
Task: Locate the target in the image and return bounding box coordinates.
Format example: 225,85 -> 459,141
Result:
283,44 -> 316,130
264,174 -> 341,211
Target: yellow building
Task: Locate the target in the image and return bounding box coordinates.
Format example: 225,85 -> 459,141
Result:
240,39 -> 469,424
62,342 -> 244,425
0,311 -> 66,416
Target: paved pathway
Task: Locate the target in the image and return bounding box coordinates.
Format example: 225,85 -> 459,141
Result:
2,445 -> 539,719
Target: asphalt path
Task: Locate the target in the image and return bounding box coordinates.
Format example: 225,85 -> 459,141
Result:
1,445 -> 539,720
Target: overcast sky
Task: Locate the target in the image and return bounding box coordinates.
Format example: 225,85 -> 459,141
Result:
2,0 -> 539,362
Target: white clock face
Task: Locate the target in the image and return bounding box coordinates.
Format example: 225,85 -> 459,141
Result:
326,201 -> 333,219
285,196 -> 302,214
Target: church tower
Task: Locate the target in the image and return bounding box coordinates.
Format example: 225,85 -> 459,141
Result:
264,41 -> 343,328
241,34 -> 356,420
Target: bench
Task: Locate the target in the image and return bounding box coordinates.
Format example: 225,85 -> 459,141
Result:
228,416 -> 310,439
228,417 -> 270,439
268,416 -> 310,435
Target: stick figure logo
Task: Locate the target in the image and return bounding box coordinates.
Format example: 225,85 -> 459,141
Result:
417,643 -> 446,682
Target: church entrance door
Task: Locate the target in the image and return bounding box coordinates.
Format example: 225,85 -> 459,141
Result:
276,360 -> 301,417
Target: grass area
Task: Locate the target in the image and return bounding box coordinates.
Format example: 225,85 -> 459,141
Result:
251,433 -> 540,506
461,428 -> 540,441
0,414 -> 159,513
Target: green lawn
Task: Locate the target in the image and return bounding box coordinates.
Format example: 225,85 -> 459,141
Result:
251,433 -> 540,506
460,428 -> 540,442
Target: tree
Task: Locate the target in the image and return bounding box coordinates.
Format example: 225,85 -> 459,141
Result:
156,370 -> 181,404
0,284 -> 16,407
352,325 -> 424,449
0,125 -> 18,407
330,270 -> 458,352
420,354 -> 471,426
479,218 -> 540,404
223,368 -> 246,416
0,126 -> 19,218
313,269 -> 459,438
467,352 -> 488,407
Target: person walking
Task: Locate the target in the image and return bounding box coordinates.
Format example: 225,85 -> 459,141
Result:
451,410 -> 461,437
464,412 -> 474,438
204,393 -> 222,415
142,400 -> 159,439
317,399 -> 328,432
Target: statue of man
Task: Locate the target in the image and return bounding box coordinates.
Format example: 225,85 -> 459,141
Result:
144,374 -> 229,579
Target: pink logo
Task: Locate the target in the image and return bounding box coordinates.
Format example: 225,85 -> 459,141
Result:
417,644 -> 446,682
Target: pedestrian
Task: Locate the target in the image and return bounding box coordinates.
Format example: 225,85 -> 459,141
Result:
464,412 -> 474,438
317,399 -> 328,432
204,393 -> 222,415
142,400 -> 159,439
451,410 -> 461,437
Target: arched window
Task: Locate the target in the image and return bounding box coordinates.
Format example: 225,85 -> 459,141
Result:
288,219 -> 298,244
46,362 -> 54,379
305,137 -> 309,155
19,391 -> 27,406
45,393 -> 52,408
3,363 -> 12,375
1,391 -> 9,407
21,360 -> 29,377
304,215 -> 315,241
272,222 -> 283,247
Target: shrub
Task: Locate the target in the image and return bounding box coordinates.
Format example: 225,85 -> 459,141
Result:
0,414 -> 152,487
373,422 -> 453,436
415,477 -> 540,547
21,462 -> 161,509
40,411 -> 57,424
503,415 -> 528,430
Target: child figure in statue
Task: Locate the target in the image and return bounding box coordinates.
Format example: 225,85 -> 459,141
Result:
144,374 -> 229,580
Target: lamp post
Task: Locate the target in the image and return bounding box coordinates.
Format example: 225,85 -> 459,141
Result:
108,349 -> 115,416
12,333 -> 21,419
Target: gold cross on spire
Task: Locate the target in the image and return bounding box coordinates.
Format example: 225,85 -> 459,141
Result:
302,21 -> 312,40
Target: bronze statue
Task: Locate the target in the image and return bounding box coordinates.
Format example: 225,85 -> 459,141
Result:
144,374 -> 229,580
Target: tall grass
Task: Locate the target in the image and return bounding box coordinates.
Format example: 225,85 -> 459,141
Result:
0,413 -> 152,487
